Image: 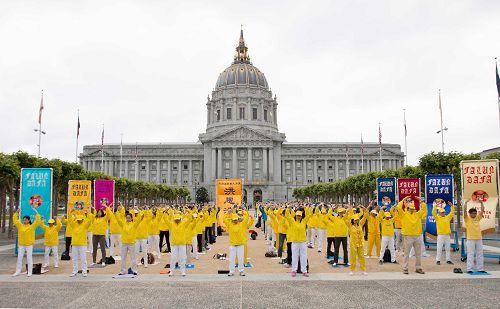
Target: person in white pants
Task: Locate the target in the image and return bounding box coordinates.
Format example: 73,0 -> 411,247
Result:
163,212 -> 193,277
286,207 -> 312,277
170,244 -> 187,276
115,208 -> 144,276
224,209 -> 254,276
110,233 -> 121,257
12,210 -> 40,277
229,244 -> 245,275
377,210 -> 396,263
86,231 -> 93,253
307,227 -> 316,248
147,209 -> 163,263
68,214 -> 92,277
464,199 -> 486,273
41,217 -> 62,268
135,238 -> 148,267
121,244 -> 137,274
432,202 -> 455,265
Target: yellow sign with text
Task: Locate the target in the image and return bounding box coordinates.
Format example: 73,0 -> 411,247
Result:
67,180 -> 92,214
216,179 -> 243,230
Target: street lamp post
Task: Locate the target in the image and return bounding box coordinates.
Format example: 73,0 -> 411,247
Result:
33,128 -> 46,157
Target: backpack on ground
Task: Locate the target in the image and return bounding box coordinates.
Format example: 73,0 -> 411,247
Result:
141,253 -> 155,265
105,256 -> 115,264
27,263 -> 42,275
383,248 -> 391,263
265,251 -> 277,258
61,251 -> 71,261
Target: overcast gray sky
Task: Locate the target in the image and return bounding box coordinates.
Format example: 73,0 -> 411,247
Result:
1,0 -> 499,165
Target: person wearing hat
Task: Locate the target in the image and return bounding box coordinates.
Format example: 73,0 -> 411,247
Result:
315,206 -> 327,253
89,208 -> 110,267
432,201 -> 455,265
324,206 -> 350,266
61,214 -> 73,259
397,197 -> 427,274
463,199 -> 486,274
366,202 -> 381,259
115,206 -> 145,276
286,206 -> 312,277
346,206 -> 368,275
162,208 -> 193,276
41,216 -> 62,268
108,206 -> 122,258
135,207 -> 151,268
68,210 -> 92,277
377,207 -> 397,264
12,209 -> 42,277
390,206 -> 403,253
306,206 -> 318,249
147,208 -> 164,264
224,208 -> 254,276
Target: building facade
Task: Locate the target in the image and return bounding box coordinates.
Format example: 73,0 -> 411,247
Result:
80,30 -> 404,204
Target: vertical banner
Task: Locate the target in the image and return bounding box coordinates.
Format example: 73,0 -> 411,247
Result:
94,180 -> 115,211
461,159 -> 499,234
20,168 -> 53,237
216,179 -> 242,230
397,178 -> 421,210
377,177 -> 397,210
67,180 -> 92,214
425,174 -> 454,236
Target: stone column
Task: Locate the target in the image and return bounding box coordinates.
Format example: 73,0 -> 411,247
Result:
188,160 -> 193,185
134,160 -> 139,181
335,159 -> 339,180
211,148 -> 216,181
313,160 -> 318,183
178,160 -> 182,185
157,160 -> 161,184
263,148 -> 268,181
232,148 -> 238,179
292,160 -> 296,184
124,160 -> 128,178
324,159 -> 328,182
166,160 -> 171,184
146,160 -> 150,182
273,144 -> 281,184
247,148 -> 253,181
269,147 -> 274,182
303,160 -> 307,184
217,149 -> 222,179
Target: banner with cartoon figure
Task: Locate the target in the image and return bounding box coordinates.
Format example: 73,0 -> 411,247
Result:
20,168 -> 53,237
425,174 -> 453,236
461,159 -> 499,234
377,177 -> 396,210
94,180 -> 115,211
397,178 -> 421,210
67,180 -> 92,214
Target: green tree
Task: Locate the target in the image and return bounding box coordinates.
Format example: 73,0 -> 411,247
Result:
195,187 -> 209,204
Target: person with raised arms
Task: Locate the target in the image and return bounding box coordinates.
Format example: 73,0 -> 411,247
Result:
12,209 -> 41,277
377,206 -> 397,264
432,201 -> 455,265
325,205 -> 350,267
345,205 -> 368,275
108,204 -> 122,258
68,210 -> 92,277
147,207 -> 164,263
135,206 -> 151,268
89,208 -> 110,266
397,196 -> 427,275
162,206 -> 193,277
285,205 -> 312,277
463,199 -> 486,274
114,205 -> 144,276
224,206 -> 254,276
41,216 -> 62,268
365,201 -> 381,259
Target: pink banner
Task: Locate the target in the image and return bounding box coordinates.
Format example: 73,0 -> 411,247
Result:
397,178 -> 421,210
94,180 -> 114,211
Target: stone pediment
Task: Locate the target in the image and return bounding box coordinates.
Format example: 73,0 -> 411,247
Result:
213,126 -> 272,142
84,149 -> 113,157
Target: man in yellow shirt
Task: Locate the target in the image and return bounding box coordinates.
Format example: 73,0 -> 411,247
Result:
398,197 -> 427,274
463,199 -> 486,273
286,206 -> 312,277
13,209 -> 41,277
432,201 -> 455,265
377,207 -> 396,264
224,208 -> 254,276
346,206 -> 367,275
41,217 -> 62,268
68,212 -> 92,277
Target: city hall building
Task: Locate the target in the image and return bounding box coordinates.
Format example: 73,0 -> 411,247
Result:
80,30 -> 404,204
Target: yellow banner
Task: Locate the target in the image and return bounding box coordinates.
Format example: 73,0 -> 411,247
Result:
216,179 -> 243,208
461,159 -> 499,234
67,180 -> 92,214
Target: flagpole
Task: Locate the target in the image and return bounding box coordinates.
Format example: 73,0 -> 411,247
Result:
438,89 -> 446,153
101,123 -> 104,173
378,123 -> 383,172
35,89 -> 44,157
75,109 -> 79,163
119,134 -> 123,178
403,109 -> 408,166
496,57 -> 500,127
360,133 -> 364,174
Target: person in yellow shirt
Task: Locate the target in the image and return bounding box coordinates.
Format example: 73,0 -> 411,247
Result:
315,206 -> 327,253
68,211 -> 92,277
147,208 -> 163,263
306,206 -> 318,249
324,206 -> 350,267
41,217 -> 62,268
12,209 -> 41,277
61,214 -> 73,257
90,208 -> 110,266
162,208 -> 193,277
377,207 -> 396,264
135,207 -> 151,268
224,208 -> 254,276
390,206 -> 403,252
115,206 -> 144,276
432,201 -> 455,265
346,206 -> 367,275
398,197 -> 427,275
109,205 -> 122,257
365,206 -> 381,259
286,206 -> 312,277
463,199 -> 486,273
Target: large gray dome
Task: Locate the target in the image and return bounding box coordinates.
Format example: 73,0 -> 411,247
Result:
215,63 -> 268,89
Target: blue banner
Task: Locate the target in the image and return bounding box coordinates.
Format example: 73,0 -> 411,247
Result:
377,177 -> 397,210
425,174 -> 453,236
20,168 -> 53,237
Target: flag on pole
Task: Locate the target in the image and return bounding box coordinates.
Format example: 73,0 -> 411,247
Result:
496,59 -> 500,125
360,134 -> 364,154
378,124 -> 382,146
77,113 -> 81,138
135,143 -> 138,161
101,125 -> 104,146
404,112 -> 407,137
38,91 -> 44,124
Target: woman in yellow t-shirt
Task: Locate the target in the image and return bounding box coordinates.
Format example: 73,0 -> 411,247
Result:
12,209 -> 41,277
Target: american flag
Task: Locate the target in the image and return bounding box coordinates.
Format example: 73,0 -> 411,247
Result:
38,90 -> 44,124
76,113 -> 80,138
101,125 -> 104,146
135,143 -> 138,161
378,124 -> 382,145
496,60 -> 500,125
360,134 -> 364,154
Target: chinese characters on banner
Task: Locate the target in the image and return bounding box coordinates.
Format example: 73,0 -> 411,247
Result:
216,179 -> 243,230
67,180 -> 92,214
377,177 -> 396,210
461,159 -> 499,234
94,180 -> 115,211
425,175 -> 453,236
397,178 -> 421,210
20,168 -> 53,237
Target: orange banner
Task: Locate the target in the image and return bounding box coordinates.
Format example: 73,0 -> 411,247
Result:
216,179 -> 243,208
